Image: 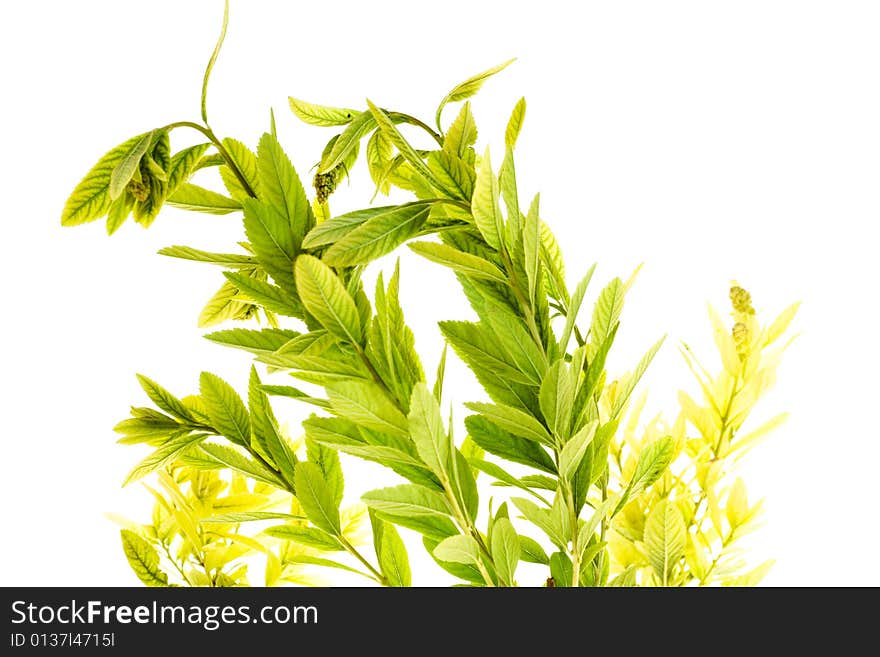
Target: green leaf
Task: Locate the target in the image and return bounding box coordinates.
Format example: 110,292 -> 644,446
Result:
223,271 -> 303,317
167,183 -> 241,214
264,524 -> 341,551
294,461 -> 341,535
197,279 -> 251,328
609,337 -> 665,419
323,202 -> 432,266
199,443 -> 285,489
295,255 -> 363,344
136,374 -> 197,423
166,144 -> 210,195
123,431 -> 208,485
522,194 -> 541,306
465,402 -> 554,447
549,552 -> 573,588
249,367 -> 298,487
433,344 -> 448,403
484,308 -> 548,384
326,380 -> 409,439
370,511 -> 411,587
491,518 -> 519,586
471,148 -> 504,250
436,59 -> 515,131
590,278 -> 624,347
465,415 -> 556,474
407,383 -> 450,478
242,200 -> 297,293
409,241 -> 507,284
220,137 -> 260,200
114,412 -> 181,444
362,485 -> 457,540
469,459 -> 549,505
257,132 -> 314,250
617,436 -> 675,514
644,499 -> 686,585
284,555 -> 371,577
131,133 -> 170,227
261,385 -> 330,410
558,264 -> 597,353
288,97 -> 359,126
105,193 -> 134,235
433,535 -> 482,566
205,328 -> 298,355
440,321 -> 536,387
424,536 -> 485,584
62,133 -> 149,226
306,437 -> 344,508
120,530 -> 168,586
450,449 -> 479,522
158,245 -> 254,268
559,421 -> 597,482
519,535 -> 549,565
505,97 -> 527,150
539,360 -> 574,440
427,150 -> 475,201
443,102 -> 477,159
366,101 -> 451,196
318,111 -> 377,173
303,205 -> 390,249
366,129 -> 394,195
540,221 -> 568,305
199,372 -> 251,447
512,497 -> 566,550
109,131 -> 154,200
499,149 -> 520,237
201,511 -> 305,523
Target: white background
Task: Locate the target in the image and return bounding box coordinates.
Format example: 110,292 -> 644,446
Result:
1,1 -> 878,586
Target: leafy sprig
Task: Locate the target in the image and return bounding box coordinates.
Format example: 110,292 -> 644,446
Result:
63,4 -> 796,587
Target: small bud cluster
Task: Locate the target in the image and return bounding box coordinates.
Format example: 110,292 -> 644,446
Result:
313,168 -> 339,204
729,285 -> 755,315
729,282 -> 755,359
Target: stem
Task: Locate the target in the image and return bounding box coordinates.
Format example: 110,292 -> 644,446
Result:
683,372 -> 743,584
387,111 -> 445,147
500,249 -> 545,350
338,535 -> 388,586
161,541 -> 193,586
161,121 -> 257,198
699,527 -> 736,585
566,484 -> 581,587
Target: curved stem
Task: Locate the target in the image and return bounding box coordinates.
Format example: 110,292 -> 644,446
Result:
162,121 -> 257,198
387,111 -> 444,147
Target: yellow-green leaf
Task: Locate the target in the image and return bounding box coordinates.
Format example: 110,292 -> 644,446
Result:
644,499 -> 686,585
120,530 -> 168,587
109,131 -> 154,200
295,461 -> 341,535
436,59 -> 515,130
62,133 -> 149,226
505,97 -> 527,150
472,148 -> 504,250
288,97 -> 360,127
295,255 -> 363,344
409,241 -> 507,284
323,202 -> 432,266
